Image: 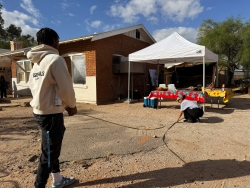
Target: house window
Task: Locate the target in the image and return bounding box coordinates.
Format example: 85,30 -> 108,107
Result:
71,54 -> 86,84
136,29 -> 140,39
16,60 -> 32,83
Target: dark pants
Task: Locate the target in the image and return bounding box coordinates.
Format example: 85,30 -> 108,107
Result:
184,108 -> 204,121
0,88 -> 6,98
34,113 -> 65,188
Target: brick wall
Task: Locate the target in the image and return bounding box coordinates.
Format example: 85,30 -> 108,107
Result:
95,34 -> 156,104
11,61 -> 17,78
59,39 -> 96,77
18,35 -> 155,104
10,41 -> 23,51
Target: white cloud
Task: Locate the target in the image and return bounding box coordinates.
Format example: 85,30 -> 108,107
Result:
51,20 -> 61,26
20,0 -> 41,18
69,13 -> 74,17
90,20 -> 102,28
147,16 -> 158,24
84,19 -> 92,32
158,0 -> 203,22
102,24 -> 122,32
108,0 -> 203,23
152,27 -> 198,42
109,0 -> 157,23
90,5 -> 97,14
61,2 -> 70,10
2,8 -> 39,37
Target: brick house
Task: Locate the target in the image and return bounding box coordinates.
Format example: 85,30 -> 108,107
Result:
0,24 -> 157,104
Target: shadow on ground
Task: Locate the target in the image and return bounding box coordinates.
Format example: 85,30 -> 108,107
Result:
224,97 -> 250,110
75,159 -> 250,188
0,167 -> 21,188
204,107 -> 235,114
200,116 -> 224,123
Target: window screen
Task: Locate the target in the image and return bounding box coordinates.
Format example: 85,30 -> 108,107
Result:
72,55 -> 86,84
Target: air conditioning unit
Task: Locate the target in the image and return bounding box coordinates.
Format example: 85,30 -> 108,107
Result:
112,54 -> 145,74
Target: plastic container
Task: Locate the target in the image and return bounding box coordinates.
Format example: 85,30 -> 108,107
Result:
222,84 -> 225,92
149,97 -> 158,108
143,97 -> 149,107
168,84 -> 176,92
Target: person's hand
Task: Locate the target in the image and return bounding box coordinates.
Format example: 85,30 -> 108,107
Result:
65,106 -> 77,116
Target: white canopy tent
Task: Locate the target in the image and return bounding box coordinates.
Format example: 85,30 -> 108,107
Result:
128,32 -> 218,109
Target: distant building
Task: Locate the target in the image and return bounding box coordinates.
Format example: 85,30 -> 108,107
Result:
0,24 -> 156,104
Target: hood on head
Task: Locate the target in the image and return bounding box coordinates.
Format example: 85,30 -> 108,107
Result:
27,44 -> 59,64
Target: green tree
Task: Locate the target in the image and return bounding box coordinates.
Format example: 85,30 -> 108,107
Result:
197,16 -> 248,85
238,21 -> 250,77
5,24 -> 22,40
0,3 -> 37,49
0,4 -> 6,40
19,34 -> 37,48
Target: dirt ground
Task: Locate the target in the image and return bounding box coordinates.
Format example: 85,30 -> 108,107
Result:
1,94 -> 250,188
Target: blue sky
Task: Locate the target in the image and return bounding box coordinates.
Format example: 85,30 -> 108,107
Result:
1,0 -> 250,43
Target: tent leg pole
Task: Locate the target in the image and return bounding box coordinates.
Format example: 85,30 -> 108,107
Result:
216,61 -> 218,87
128,61 -> 131,106
203,56 -> 205,112
157,60 -> 159,87
132,73 -> 133,100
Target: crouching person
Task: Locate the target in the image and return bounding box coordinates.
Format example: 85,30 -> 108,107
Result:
176,95 -> 203,123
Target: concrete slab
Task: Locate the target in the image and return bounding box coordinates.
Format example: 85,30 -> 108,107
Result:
60,114 -> 164,162
0,97 -> 32,107
0,103 -> 20,107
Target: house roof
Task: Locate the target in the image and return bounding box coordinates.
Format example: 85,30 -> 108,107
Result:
0,24 -> 155,61
0,47 -> 31,61
59,24 -> 155,44
0,49 -> 11,67
0,49 -> 10,53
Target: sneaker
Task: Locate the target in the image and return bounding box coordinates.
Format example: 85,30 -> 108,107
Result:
184,119 -> 196,123
52,176 -> 76,188
191,119 -> 197,123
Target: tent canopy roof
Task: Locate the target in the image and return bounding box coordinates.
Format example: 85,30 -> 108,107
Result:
128,32 -> 218,64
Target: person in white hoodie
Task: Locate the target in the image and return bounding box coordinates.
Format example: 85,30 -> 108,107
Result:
27,28 -> 77,188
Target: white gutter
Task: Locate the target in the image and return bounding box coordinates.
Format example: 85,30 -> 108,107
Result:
59,36 -> 93,44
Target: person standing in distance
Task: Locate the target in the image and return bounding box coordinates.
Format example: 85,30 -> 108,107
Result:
27,28 -> 77,188
0,75 -> 7,98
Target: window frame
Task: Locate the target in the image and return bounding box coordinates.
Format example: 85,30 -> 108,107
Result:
69,53 -> 87,86
16,60 -> 32,84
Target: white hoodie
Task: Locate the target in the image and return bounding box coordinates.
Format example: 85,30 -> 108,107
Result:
27,44 -> 76,115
